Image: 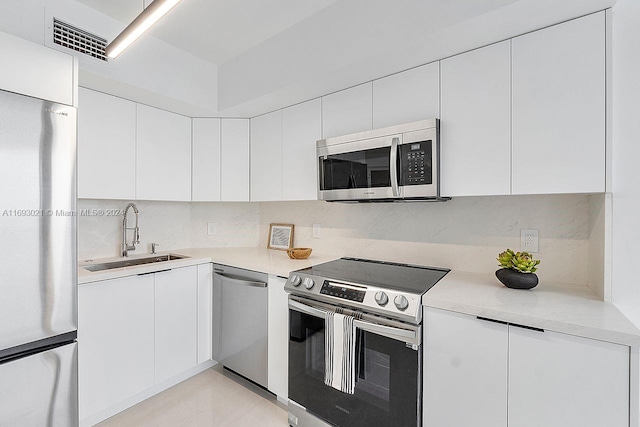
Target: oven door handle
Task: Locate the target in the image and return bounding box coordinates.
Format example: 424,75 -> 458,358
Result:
289,299 -> 326,317
289,299 -> 420,346
354,319 -> 418,344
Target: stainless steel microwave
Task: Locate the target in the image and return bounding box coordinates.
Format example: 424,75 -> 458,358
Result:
317,119 -> 445,202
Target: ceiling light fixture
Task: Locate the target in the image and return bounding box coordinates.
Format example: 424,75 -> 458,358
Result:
105,0 -> 182,59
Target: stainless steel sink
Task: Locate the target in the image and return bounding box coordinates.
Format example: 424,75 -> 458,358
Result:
82,254 -> 189,272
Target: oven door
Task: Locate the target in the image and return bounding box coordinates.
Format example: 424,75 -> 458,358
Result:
317,134 -> 402,201
288,298 -> 421,427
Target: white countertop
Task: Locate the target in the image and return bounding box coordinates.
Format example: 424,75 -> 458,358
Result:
78,247 -> 640,346
424,270 -> 640,346
77,247 -> 338,284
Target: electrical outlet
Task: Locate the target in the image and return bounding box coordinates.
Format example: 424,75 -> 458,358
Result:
312,224 -> 322,239
207,223 -> 216,236
520,229 -> 539,253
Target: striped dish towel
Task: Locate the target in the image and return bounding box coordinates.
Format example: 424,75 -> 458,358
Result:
324,311 -> 356,394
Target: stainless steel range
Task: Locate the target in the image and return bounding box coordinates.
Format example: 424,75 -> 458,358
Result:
285,257 -> 449,427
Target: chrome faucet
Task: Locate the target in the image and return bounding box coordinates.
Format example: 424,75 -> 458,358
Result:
122,203 -> 140,257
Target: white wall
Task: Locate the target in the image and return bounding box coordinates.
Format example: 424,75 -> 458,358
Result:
0,0 -> 218,117
611,0 -> 640,326
260,195 -> 593,286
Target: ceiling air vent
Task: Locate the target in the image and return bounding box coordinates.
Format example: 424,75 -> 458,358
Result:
53,18 -> 107,62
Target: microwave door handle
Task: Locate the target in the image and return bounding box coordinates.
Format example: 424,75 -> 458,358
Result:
390,137 -> 400,197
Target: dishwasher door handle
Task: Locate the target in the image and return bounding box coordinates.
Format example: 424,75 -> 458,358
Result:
213,272 -> 267,288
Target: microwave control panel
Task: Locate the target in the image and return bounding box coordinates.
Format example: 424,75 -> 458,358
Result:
399,140 -> 432,185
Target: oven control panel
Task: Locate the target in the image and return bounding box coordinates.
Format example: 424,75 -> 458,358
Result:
319,281 -> 366,302
286,273 -> 423,323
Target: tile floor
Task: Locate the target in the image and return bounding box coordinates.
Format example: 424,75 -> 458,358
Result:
97,365 -> 289,426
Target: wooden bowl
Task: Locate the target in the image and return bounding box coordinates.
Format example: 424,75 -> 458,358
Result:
287,247 -> 312,260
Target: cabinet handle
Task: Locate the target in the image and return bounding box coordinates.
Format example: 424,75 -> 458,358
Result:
477,316 -> 508,326
137,268 -> 171,276
477,316 -> 544,333
510,323 -> 544,333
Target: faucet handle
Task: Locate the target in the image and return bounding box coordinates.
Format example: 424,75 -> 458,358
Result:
151,242 -> 159,254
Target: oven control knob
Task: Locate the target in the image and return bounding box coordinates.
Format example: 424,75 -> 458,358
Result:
374,291 -> 389,306
394,295 -> 409,311
303,277 -> 315,289
290,275 -> 301,287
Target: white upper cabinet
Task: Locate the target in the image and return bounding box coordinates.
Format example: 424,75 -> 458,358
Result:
192,118 -> 222,202
221,119 -> 250,201
251,110 -> 282,201
0,30 -> 75,106
373,62 -> 439,129
282,99 -> 322,201
440,41 -> 511,197
78,88 -> 136,200
509,326 -> 628,427
512,12 -> 605,194
136,104 -> 192,201
322,83 -> 373,139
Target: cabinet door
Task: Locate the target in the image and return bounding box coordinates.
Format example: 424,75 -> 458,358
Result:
78,275 -> 155,420
78,88 -> 136,200
192,118 -> 221,202
251,110 -> 282,201
440,41 -> 511,197
282,98 -> 322,201
322,83 -> 372,139
0,31 -> 74,106
423,308 -> 507,427
512,12 -> 605,194
509,326 -> 629,427
221,118 -> 250,201
136,104 -> 192,201
267,275 -> 289,400
197,263 -> 213,364
154,267 -> 198,383
373,62 -> 439,129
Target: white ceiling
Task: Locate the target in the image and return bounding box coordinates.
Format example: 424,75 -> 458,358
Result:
74,0 -> 339,65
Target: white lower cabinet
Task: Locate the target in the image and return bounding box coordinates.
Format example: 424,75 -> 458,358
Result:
423,307 -> 630,427
509,326 -> 629,427
267,275 -> 289,400
197,263 -> 213,364
423,308 -> 507,427
78,274 -> 155,420
79,264 -> 209,423
154,267 -> 198,382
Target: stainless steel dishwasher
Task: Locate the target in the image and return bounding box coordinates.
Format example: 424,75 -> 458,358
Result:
212,264 -> 268,388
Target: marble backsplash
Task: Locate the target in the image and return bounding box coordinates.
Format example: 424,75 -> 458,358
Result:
77,200 -> 259,260
79,194 -> 599,288
259,194 -> 595,286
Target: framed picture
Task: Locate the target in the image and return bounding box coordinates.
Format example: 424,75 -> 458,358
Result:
268,223 -> 294,250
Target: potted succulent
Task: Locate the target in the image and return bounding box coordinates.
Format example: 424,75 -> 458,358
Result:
495,249 -> 541,289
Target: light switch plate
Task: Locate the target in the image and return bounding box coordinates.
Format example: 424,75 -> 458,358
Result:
312,224 -> 322,239
520,229 -> 539,253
